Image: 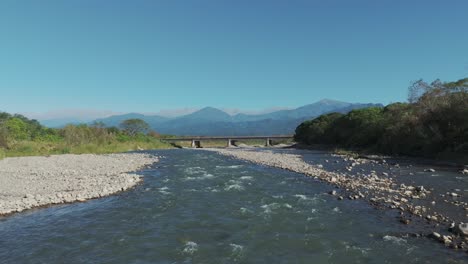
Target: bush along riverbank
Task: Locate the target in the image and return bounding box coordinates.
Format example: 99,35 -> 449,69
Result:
0,113 -> 172,158
294,78 -> 468,164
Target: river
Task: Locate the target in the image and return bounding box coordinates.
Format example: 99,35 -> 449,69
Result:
0,149 -> 466,263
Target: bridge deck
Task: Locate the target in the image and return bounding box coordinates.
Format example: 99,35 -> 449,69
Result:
163,135 -> 293,141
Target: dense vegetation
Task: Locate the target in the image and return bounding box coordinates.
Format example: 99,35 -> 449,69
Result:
295,78 -> 468,162
0,115 -> 170,158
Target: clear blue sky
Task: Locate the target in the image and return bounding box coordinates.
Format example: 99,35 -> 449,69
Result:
1,0 -> 467,116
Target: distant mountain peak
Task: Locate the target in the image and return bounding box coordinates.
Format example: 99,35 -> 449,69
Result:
177,107 -> 231,121
198,106 -> 227,113
317,98 -> 346,104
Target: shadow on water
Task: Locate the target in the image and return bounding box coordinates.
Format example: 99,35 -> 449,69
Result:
0,149 -> 466,263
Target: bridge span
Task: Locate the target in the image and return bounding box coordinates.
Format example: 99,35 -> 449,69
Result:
163,135 -> 294,148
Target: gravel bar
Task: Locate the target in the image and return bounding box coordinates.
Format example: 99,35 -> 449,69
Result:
0,153 -> 158,216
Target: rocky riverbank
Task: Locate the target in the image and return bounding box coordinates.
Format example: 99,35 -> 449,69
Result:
204,148 -> 468,252
0,153 -> 158,216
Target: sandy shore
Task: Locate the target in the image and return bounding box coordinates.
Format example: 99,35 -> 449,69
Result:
0,153 -> 158,216
204,148 -> 468,250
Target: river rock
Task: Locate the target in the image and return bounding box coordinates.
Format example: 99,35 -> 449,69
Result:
415,186 -> 425,192
453,223 -> 468,237
430,232 -> 441,239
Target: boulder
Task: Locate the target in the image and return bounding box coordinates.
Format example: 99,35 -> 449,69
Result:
415,186 -> 425,193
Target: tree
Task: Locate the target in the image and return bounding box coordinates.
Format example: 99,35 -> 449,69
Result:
4,117 -> 29,141
294,112 -> 343,144
119,119 -> 150,136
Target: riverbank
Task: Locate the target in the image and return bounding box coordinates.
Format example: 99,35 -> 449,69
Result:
293,143 -> 468,168
0,153 -> 159,216
0,139 -> 172,159
204,148 -> 468,252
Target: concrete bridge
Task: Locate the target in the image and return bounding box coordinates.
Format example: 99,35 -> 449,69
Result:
163,135 -> 294,148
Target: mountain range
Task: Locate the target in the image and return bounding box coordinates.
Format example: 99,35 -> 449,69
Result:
41,99 -> 383,136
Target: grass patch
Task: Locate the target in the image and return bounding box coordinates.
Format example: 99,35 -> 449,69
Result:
0,139 -> 172,158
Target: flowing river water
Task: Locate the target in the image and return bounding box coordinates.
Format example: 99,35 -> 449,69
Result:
0,149 -> 466,263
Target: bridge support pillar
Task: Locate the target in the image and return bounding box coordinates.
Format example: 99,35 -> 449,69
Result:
265,138 -> 271,147
191,140 -> 201,148
227,139 -> 232,147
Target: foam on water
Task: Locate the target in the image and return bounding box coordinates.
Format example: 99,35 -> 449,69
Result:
216,165 -> 243,169
239,207 -> 253,215
184,166 -> 206,175
261,203 -> 280,214
261,202 -> 293,214
182,241 -> 198,255
229,243 -> 244,258
294,194 -> 308,200
158,186 -> 171,195
383,235 -> 407,245
343,242 -> 371,256
224,184 -> 244,191
184,173 -> 216,181
294,194 -> 325,205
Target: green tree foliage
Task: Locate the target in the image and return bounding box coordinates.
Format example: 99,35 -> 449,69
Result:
119,119 -> 150,136
0,125 -> 8,148
295,78 -> 468,160
61,124 -> 115,146
294,113 -> 343,144
4,118 -> 29,140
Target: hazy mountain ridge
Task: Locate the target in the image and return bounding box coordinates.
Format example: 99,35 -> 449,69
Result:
41,99 -> 383,136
